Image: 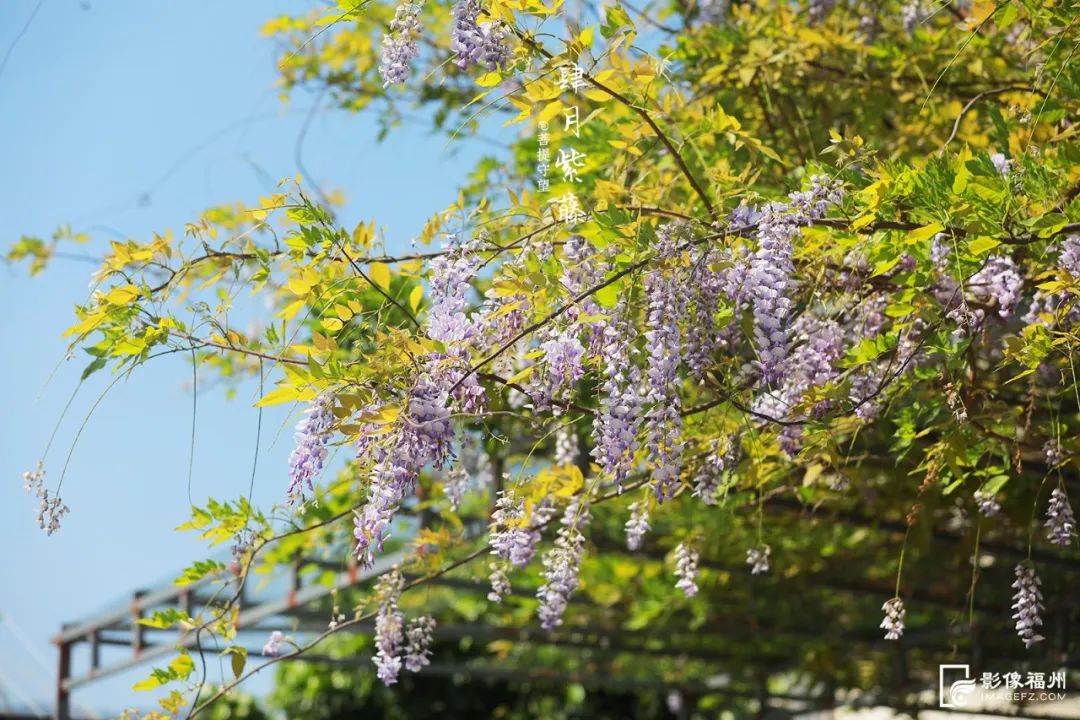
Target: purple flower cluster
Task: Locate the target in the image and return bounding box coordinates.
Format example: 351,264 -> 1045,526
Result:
427,234 -> 483,345
747,207 -> 798,384
788,315 -> 845,411
880,597 -> 905,640
644,224 -> 689,500
625,500 -> 650,550
901,2 -> 926,35
1045,487 -> 1076,547
537,327 -> 586,400
692,435 -> 740,505
368,570 -> 440,684
554,426 -> 579,467
591,300 -> 644,488
969,255 -> 1022,317
489,490 -> 548,567
559,235 -> 605,330
444,463 -> 469,511
1011,564 -> 1044,648
788,174 -> 844,224
287,393 -> 335,505
531,238 -> 607,409
487,562 -> 511,603
673,542 -> 699,597
1059,235 -> 1080,277
373,568 -> 406,684
403,615 -> 436,672
537,499 -> 590,631
23,462 -> 69,536
262,630 -> 284,657
686,248 -> 731,380
990,152 -> 1013,178
450,0 -> 512,71
1044,439 -> 1064,467
379,1 -> 424,87
354,378 -> 454,567
748,177 -> 842,385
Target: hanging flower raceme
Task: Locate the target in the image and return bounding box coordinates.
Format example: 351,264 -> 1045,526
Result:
444,463 -> 469,511
286,392 -> 335,505
1059,234 -> 1080,277
625,500 -> 650,551
403,615 -> 436,672
535,327 -> 586,405
692,435 -> 740,505
354,378 -> 454,567
880,597 -> 905,640
748,208 -> 795,384
23,462 -> 69,536
536,499 -> 590,631
1011,564 -> 1044,649
554,426 -> 579,467
450,0 -> 511,71
487,490 -> 554,602
373,568 -> 406,685
644,223 -> 689,501
1044,439 -> 1065,467
687,245 -> 745,379
591,299 -> 644,488
673,542 -> 700,598
969,255 -> 1023,318
749,177 -> 843,385
746,544 -> 771,575
427,234 -> 483,345
489,490 -> 544,567
559,235 -> 605,331
1045,487 -> 1076,547
487,562 -> 511,602
379,1 -> 424,87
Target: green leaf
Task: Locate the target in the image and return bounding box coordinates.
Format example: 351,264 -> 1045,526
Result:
81,357 -> 107,380
595,282 -> 619,308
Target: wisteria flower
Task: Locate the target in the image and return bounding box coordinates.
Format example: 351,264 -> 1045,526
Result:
1011,564 -> 1044,648
673,542 -> 699,597
880,597 -> 905,640
262,630 -> 284,657
1045,487 -> 1076,546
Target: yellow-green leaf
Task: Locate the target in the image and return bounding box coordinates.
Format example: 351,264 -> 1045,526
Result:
902,223 -> 944,246
369,262 -> 391,290
968,236 -> 1000,255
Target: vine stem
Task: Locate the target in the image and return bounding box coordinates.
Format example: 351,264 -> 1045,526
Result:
968,518 -> 981,628
894,524 -> 912,599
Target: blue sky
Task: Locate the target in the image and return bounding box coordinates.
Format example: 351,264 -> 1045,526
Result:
0,0 -> 492,713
